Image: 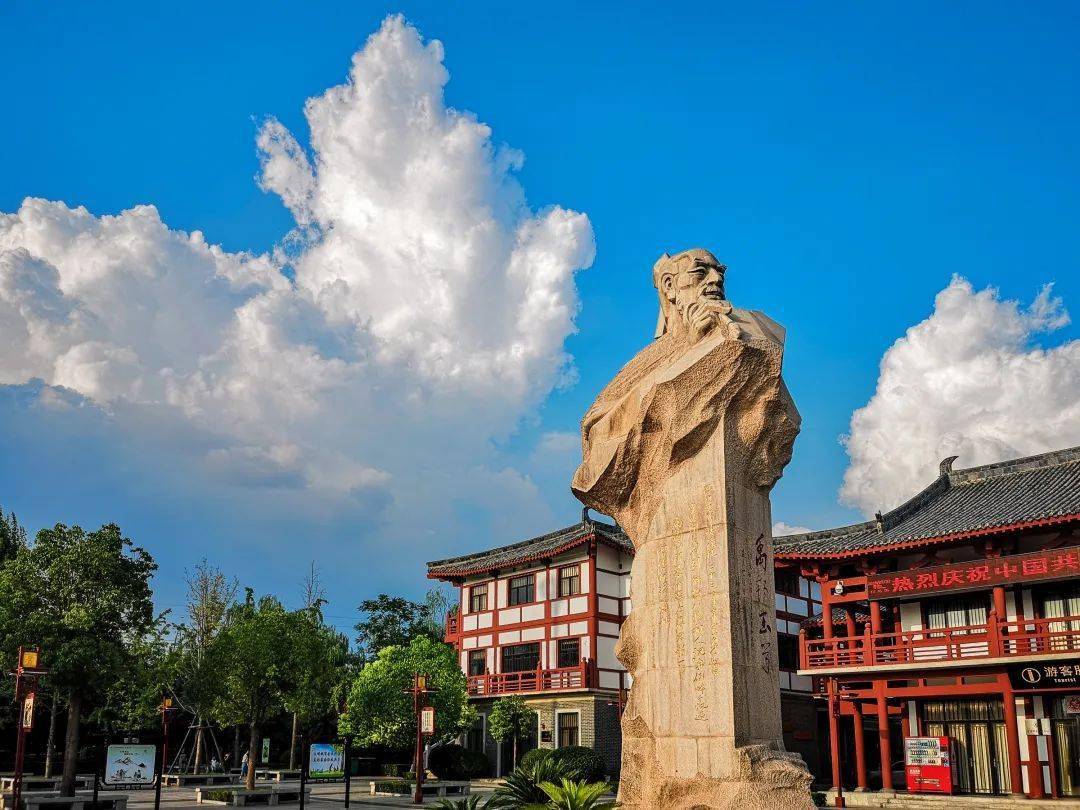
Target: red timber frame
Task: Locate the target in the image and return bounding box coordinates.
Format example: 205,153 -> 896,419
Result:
787,525 -> 1080,802
438,531 -> 632,697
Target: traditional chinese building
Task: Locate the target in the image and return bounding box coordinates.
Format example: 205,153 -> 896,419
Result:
777,446 -> 1080,802
426,512 -> 824,776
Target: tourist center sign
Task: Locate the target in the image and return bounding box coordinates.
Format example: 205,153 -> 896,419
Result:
867,547 -> 1080,599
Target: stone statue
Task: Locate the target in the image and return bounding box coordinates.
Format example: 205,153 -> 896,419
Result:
572,249 -> 814,809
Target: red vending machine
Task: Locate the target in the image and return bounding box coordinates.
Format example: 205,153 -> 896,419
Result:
904,736 -> 953,794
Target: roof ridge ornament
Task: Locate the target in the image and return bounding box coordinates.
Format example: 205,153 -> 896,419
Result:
939,455 -> 960,476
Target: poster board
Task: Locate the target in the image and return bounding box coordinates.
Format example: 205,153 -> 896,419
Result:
904,736 -> 952,794
104,744 -> 157,786
308,743 -> 344,779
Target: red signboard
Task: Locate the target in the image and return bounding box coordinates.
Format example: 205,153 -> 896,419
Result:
905,736 -> 952,794
867,547 -> 1080,599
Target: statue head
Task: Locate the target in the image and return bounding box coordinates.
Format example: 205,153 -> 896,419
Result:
652,249 -> 729,341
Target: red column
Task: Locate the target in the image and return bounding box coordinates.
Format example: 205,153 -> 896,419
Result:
587,538 -> 599,681
876,682 -> 894,792
827,679 -> 844,805
821,577 -> 835,640
852,703 -> 868,791
1025,697 -> 1044,799
1000,678 -> 1025,796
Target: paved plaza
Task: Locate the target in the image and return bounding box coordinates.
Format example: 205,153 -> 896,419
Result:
122,782 -> 500,810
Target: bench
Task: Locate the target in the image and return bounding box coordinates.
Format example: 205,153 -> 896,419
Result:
6,792 -> 128,810
163,774 -> 236,787
253,771 -> 299,784
195,785 -> 311,806
1,778 -> 94,794
369,780 -> 471,798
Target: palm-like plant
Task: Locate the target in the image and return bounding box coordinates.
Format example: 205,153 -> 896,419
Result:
537,778 -> 617,810
432,796 -> 490,810
489,752 -> 573,807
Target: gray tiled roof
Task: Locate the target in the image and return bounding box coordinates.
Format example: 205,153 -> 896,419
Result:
427,519 -> 633,579
775,446 -> 1080,559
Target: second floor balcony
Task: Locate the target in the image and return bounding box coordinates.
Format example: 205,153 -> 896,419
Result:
466,660 -> 593,697
800,613 -> 1080,673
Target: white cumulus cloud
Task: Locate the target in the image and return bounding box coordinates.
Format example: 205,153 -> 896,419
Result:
841,275 -> 1080,515
772,521 -> 812,537
0,16 -> 594,567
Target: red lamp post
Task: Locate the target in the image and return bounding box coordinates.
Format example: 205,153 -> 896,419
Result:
405,674 -> 436,805
11,647 -> 47,810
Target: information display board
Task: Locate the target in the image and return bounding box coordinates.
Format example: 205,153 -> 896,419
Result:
104,744 -> 156,786
904,736 -> 952,794
308,743 -> 344,779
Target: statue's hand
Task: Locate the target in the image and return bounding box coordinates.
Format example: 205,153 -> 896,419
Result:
686,299 -> 741,343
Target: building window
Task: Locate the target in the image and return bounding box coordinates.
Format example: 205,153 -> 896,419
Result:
925,595 -> 989,634
1040,585 -> 1080,652
468,649 -> 486,677
509,574 -> 535,606
559,564 -> 581,597
774,569 -> 800,596
470,583 -> 488,613
557,712 -> 579,748
777,634 -> 799,671
557,638 -> 581,668
501,642 -> 541,673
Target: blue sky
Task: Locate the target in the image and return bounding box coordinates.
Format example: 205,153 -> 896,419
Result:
2,1 -> 1079,635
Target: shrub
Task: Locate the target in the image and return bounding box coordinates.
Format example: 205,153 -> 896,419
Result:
459,748 -> 490,778
429,744 -> 468,779
516,747 -> 551,773
372,781 -> 411,795
550,746 -> 605,783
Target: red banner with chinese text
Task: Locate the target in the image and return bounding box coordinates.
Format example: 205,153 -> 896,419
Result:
866,547 -> 1080,599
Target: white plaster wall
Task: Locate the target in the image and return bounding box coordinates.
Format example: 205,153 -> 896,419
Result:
497,579 -> 508,608
599,620 -> 620,636
464,614 -> 478,631
499,630 -> 520,644
462,585 -> 470,612
536,570 -> 548,601
478,613 -> 492,629
522,626 -> 545,641
477,634 -> 492,646
550,623 -> 568,638
597,636 -> 619,669
599,671 -> 621,689
597,596 -> 619,615
569,595 -> 589,614
551,599 -> 569,617
499,607 -> 521,624
463,636 -> 477,649
580,560 -> 591,593
522,603 -> 545,622
900,601 -> 923,632
597,571 -> 622,597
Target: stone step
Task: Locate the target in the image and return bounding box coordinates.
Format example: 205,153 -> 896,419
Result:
823,789 -> 1080,809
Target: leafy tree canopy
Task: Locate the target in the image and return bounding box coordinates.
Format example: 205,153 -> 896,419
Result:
340,635 -> 472,749
282,603 -> 350,725
0,506 -> 27,563
354,591 -> 447,661
487,695 -> 536,744
0,523 -> 157,696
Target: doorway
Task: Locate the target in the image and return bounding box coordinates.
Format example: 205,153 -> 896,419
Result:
921,699 -> 1011,795
1050,696 -> 1080,797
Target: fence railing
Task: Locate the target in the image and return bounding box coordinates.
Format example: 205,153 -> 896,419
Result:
800,613 -> 1080,670
465,661 -> 592,696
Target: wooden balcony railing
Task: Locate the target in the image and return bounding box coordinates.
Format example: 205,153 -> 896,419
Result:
466,661 -> 592,696
444,610 -> 459,643
800,613 -> 1080,671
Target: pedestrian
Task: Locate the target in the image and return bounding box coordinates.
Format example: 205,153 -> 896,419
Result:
241,750 -> 249,781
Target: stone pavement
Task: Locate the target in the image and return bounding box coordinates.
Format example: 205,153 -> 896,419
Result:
123,781 -> 500,810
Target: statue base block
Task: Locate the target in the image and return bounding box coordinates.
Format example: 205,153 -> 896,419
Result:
618,743 -> 815,810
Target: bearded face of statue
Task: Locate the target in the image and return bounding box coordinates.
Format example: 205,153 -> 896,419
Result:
658,251 -> 729,344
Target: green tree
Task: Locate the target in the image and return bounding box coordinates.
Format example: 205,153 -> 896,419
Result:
0,523 -> 156,795
283,576 -> 349,769
93,618 -> 176,734
0,506 -> 27,562
340,635 -> 472,750
488,696 -> 536,771
354,593 -> 440,661
174,560 -> 238,772
211,591 -> 293,789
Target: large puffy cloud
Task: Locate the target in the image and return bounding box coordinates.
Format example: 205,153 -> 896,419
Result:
841,276 -> 1080,514
0,16 -> 594,571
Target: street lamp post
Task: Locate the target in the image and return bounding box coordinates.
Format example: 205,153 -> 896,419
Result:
404,674 -> 436,805
11,647 -> 47,810
156,695 -> 177,810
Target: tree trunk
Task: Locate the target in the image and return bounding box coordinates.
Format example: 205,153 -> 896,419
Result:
512,735 -> 518,771
289,713 -> 298,770
193,717 -> 204,774
60,691 -> 83,796
233,725 -> 241,767
44,692 -> 60,778
246,722 -> 259,790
